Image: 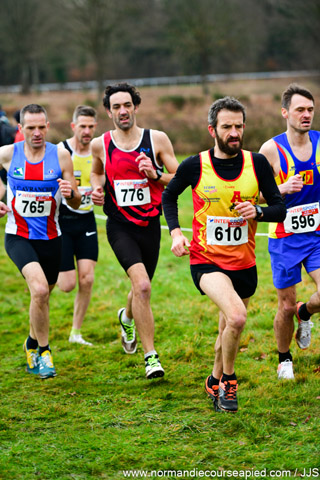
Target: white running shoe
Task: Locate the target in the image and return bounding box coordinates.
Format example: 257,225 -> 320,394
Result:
277,360 -> 294,380
295,320 -> 313,350
69,334 -> 93,346
145,354 -> 164,379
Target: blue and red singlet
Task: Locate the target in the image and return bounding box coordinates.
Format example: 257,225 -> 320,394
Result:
5,141 -> 62,240
102,129 -> 164,227
269,130 -> 320,239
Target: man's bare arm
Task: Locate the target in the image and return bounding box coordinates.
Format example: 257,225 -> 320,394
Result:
0,144 -> 14,171
90,137 -> 106,206
57,147 -> 81,209
136,130 -> 179,186
259,139 -> 303,202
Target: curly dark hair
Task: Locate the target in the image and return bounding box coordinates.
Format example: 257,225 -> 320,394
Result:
103,83 -> 141,110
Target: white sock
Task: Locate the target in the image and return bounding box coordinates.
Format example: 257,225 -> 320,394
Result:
145,350 -> 157,359
121,309 -> 133,325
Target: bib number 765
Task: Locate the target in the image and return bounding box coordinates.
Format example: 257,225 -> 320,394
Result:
15,191 -> 52,217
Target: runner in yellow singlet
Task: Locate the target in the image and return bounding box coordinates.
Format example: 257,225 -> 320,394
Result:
163,97 -> 286,412
57,105 -> 98,346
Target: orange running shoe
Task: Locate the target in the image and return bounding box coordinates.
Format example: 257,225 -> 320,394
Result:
205,376 -> 221,412
218,378 -> 238,412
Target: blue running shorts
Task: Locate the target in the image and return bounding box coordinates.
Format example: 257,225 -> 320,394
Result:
268,232 -> 320,289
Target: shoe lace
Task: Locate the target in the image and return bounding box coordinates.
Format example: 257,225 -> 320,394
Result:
28,350 -> 38,366
123,322 -> 135,341
300,321 -> 313,337
146,355 -> 159,368
41,351 -> 53,368
224,381 -> 237,400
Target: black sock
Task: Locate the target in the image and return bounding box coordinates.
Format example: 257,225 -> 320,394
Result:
26,335 -> 38,350
207,375 -> 220,387
279,350 -> 292,363
38,345 -> 50,356
298,303 -> 311,321
221,372 -> 237,382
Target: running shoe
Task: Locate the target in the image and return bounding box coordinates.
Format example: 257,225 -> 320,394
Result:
218,378 -> 238,412
38,350 -> 57,379
205,376 -> 221,412
23,339 -> 39,375
118,308 -> 137,354
145,354 -> 165,379
277,359 -> 294,380
295,302 -> 313,350
69,333 -> 93,346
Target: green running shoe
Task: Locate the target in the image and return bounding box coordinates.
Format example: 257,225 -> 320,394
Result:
145,354 -> 164,379
23,339 -> 39,375
38,350 -> 57,379
118,308 -> 137,354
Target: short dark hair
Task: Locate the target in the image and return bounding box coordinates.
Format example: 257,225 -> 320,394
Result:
103,83 -> 141,110
20,104 -> 48,126
208,96 -> 246,128
281,83 -> 314,110
72,105 -> 97,123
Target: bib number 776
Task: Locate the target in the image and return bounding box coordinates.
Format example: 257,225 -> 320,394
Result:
114,178 -> 151,207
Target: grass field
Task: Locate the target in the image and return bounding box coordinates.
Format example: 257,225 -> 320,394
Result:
0,184 -> 319,479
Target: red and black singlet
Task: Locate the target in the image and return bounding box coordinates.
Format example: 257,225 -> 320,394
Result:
102,129 -> 164,227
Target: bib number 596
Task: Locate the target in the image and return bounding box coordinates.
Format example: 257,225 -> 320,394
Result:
283,202 -> 320,234
291,214 -> 315,230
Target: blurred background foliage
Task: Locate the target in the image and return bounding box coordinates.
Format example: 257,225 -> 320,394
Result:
0,0 -> 319,94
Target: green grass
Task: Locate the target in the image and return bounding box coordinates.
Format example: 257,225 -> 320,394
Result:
0,194 -> 319,479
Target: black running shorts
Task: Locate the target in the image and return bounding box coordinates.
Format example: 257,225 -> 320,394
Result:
190,263 -> 257,299
5,234 -> 62,285
106,216 -> 161,279
59,211 -> 98,271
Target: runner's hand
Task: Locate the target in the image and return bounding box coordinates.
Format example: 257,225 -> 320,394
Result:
0,201 -> 10,218
57,178 -> 73,199
171,229 -> 191,257
282,174 -> 303,195
136,152 -> 157,179
91,186 -> 104,206
234,201 -> 256,219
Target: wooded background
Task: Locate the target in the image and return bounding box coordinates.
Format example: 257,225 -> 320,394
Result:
0,0 -> 319,93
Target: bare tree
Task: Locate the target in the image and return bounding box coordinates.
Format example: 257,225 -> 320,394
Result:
0,0 -> 62,93
63,0 -> 119,94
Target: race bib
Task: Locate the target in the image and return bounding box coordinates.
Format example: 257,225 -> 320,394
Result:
283,202 -> 320,234
15,191 -> 52,217
114,178 -> 151,207
78,186 -> 93,211
207,216 -> 248,246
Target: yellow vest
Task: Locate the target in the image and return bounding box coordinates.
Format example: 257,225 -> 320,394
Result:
190,149 -> 259,270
